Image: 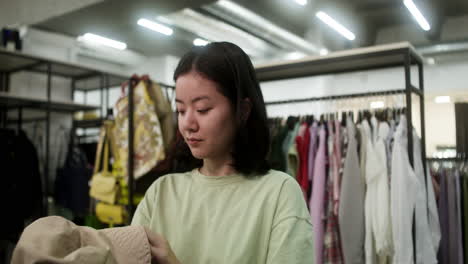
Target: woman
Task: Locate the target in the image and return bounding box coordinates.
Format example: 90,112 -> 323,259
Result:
133,42 -> 314,264
11,42 -> 314,264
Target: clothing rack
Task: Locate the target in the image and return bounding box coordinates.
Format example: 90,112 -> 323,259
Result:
257,42 -> 426,263
258,42 -> 426,173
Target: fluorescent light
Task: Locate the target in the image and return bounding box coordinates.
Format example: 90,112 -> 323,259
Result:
138,18 -> 173,36
285,51 -> 306,60
370,101 -> 385,109
403,0 -> 430,31
316,11 -> 355,40
320,48 -> 329,55
193,38 -> 209,46
294,0 -> 307,6
77,33 -> 127,50
435,96 -> 450,104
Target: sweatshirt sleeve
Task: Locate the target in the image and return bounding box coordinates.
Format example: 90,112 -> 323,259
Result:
11,216 -> 151,264
266,178 -> 315,264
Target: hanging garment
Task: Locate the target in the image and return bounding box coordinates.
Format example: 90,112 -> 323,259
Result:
270,125 -> 289,172
333,120 -> 342,216
308,122 -> 319,186
287,123 -> 301,178
390,115 -> 419,264
338,117 -> 365,264
358,122 -> 369,183
0,129 -> 43,242
362,119 -> 378,264
426,165 -> 441,258
462,172 -> 468,263
366,120 -> 393,260
447,170 -> 462,264
296,122 -> 310,200
412,130 -> 439,264
438,170 -> 450,264
454,171 -> 464,264
323,123 -> 344,263
310,125 -> 327,264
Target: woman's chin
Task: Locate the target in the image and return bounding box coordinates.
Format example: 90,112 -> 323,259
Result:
189,149 -> 207,160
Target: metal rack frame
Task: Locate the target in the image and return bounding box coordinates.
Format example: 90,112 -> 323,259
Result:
0,48 -> 125,215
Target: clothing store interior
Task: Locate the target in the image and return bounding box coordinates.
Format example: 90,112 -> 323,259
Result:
1,0 -> 468,263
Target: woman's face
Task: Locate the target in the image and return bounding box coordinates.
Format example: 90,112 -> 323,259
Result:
175,71 -> 237,160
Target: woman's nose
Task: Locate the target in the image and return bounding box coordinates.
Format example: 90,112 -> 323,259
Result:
180,110 -> 199,132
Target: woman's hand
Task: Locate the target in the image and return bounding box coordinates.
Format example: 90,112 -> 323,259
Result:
144,227 -> 181,264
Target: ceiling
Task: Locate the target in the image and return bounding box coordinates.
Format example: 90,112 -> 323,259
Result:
33,0 -> 468,60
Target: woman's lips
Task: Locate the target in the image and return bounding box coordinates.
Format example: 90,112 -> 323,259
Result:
187,138 -> 203,146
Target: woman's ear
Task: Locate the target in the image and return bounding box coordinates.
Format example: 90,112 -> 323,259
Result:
240,98 -> 252,123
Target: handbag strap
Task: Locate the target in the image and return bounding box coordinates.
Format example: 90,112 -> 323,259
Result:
93,127 -> 107,175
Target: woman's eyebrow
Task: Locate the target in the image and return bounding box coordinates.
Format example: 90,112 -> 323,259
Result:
175,96 -> 211,104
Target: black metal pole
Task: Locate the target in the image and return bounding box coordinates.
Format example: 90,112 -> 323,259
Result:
17,107 -> 22,132
0,72 -> 4,91
128,77 -> 135,221
404,51 -> 414,167
5,73 -> 10,92
405,50 -> 418,264
418,60 -> 427,180
44,62 -> 52,216
71,78 -> 76,102
105,74 -> 110,118
100,74 -> 104,118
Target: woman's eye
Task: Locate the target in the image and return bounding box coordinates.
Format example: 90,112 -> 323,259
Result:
197,108 -> 211,114
177,110 -> 185,115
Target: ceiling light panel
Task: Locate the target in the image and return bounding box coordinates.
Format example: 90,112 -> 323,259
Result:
403,0 -> 430,31
193,38 -> 209,46
203,0 -> 319,54
77,33 -> 127,50
435,96 -> 450,104
159,9 -> 274,57
316,11 -> 355,41
294,0 -> 307,6
138,18 -> 173,36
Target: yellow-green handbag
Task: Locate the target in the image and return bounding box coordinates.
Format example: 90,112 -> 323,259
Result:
95,202 -> 126,227
89,127 -> 119,204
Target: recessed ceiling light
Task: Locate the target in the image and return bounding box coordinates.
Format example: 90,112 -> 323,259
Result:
370,101 -> 385,109
403,0 -> 430,31
193,38 -> 209,46
77,33 -> 127,50
316,11 -> 356,40
294,0 -> 307,6
435,96 -> 450,104
138,18 -> 173,36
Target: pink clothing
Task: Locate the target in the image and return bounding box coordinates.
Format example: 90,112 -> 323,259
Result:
310,125 -> 327,264
333,120 -> 342,216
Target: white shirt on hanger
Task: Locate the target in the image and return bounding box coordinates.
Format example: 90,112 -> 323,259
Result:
390,115 -> 418,264
413,129 -> 439,264
363,119 -> 377,264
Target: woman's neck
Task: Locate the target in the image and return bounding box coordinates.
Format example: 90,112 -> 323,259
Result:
200,156 -> 236,176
